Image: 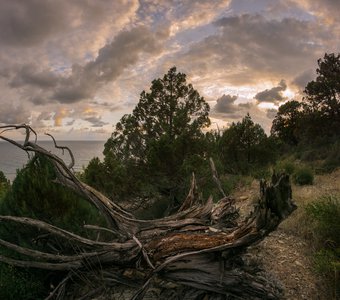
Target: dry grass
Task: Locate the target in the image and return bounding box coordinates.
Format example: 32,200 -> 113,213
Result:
281,168 -> 340,240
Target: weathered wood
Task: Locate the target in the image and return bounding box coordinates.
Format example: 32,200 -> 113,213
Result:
0,124 -> 297,299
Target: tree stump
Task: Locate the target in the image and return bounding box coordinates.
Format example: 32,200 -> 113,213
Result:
0,125 -> 297,299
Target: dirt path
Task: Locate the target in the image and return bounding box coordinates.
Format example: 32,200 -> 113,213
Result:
232,170 -> 340,300
70,171 -> 339,299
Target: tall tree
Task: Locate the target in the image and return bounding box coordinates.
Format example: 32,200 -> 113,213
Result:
219,114 -> 275,174
99,67 -> 210,204
271,53 -> 340,146
303,53 -> 340,139
104,67 -> 210,162
271,100 -> 304,145
304,53 -> 340,119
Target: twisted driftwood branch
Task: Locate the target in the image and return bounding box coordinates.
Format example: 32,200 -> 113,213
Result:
0,124 -> 297,299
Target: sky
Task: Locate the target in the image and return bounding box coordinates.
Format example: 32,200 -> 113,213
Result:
0,0 -> 339,140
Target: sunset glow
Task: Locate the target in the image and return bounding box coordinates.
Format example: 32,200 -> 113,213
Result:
0,0 -> 339,139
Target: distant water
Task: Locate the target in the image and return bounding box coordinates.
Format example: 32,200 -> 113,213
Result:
0,141 -> 105,181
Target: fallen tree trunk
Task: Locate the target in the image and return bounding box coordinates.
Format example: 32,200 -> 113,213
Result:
0,124 -> 297,299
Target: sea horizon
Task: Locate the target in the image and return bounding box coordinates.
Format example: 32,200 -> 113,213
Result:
0,140 -> 105,182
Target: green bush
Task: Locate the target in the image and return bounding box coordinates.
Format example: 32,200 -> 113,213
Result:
293,166 -> 314,185
0,264 -> 47,300
306,196 -> 340,295
0,170 -> 10,199
250,167 -> 272,180
322,142 -> 340,173
0,155 -> 106,235
0,155 -> 108,299
275,159 -> 296,175
306,196 -> 340,245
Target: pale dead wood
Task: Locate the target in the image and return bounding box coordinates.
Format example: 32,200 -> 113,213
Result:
0,124 -> 297,300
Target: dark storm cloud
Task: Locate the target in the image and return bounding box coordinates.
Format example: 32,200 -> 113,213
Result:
52,26 -> 168,103
213,94 -> 250,119
10,65 -> 58,88
254,80 -> 287,103
83,116 -> 109,128
90,101 -> 122,112
214,94 -> 238,113
0,0 -> 69,47
0,104 -> 30,124
211,93 -> 274,132
0,0 -> 135,48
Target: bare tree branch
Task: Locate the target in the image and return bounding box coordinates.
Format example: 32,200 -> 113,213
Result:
0,124 -> 297,299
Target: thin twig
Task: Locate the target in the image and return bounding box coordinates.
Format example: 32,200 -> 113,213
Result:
45,132 -> 75,169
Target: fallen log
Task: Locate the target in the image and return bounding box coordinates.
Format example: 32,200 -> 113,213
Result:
0,124 -> 297,299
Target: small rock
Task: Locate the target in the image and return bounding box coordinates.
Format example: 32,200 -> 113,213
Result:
295,260 -> 303,267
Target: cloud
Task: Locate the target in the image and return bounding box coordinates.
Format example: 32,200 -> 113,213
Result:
0,0 -> 70,47
214,94 -> 238,114
178,13 -> 333,87
0,0 -> 139,49
266,108 -> 278,119
54,109 -> 68,127
0,0 -> 338,138
51,25 -> 169,103
213,94 -> 252,119
294,0 -> 340,25
254,80 -> 287,103
4,25 -> 169,106
0,103 -> 30,124
66,119 -> 75,126
138,0 -> 231,31
10,64 -> 58,88
212,94 -> 276,133
83,116 -> 109,128
291,69 -> 315,90
37,111 -> 53,121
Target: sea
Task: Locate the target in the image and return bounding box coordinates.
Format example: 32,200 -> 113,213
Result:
0,141 -> 105,182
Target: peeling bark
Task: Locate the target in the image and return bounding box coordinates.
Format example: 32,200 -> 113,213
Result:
0,124 -> 297,299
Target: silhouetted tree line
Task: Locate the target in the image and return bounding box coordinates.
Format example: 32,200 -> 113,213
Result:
0,53 -> 338,298
81,67 -> 277,210
271,53 -> 340,146
81,53 -> 339,209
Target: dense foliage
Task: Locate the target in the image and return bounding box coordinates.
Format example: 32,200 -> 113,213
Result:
0,155 -> 105,233
84,54 -> 340,212
305,195 -> 340,295
84,67 -> 213,211
292,166 -> 314,185
218,114 -> 277,175
0,53 -> 339,297
83,68 -> 277,216
0,155 -> 106,299
104,66 -> 210,162
271,53 -> 340,164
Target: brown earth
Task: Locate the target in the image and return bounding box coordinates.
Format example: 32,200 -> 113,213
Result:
232,169 -> 340,300
69,171 -> 339,299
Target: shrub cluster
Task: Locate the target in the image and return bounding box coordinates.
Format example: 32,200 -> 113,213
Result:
305,195 -> 340,295
0,156 -> 107,299
293,166 -> 314,185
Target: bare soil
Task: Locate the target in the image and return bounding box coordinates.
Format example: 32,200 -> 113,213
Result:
70,171 -> 340,299
232,169 -> 340,300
